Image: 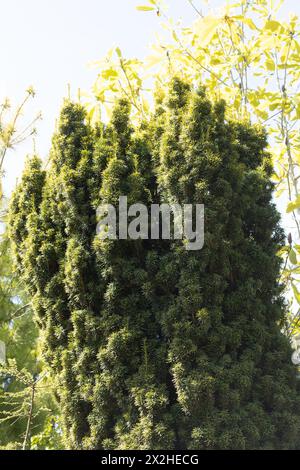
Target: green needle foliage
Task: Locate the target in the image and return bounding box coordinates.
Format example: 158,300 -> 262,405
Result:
0,204 -> 61,451
155,80 -> 300,449
8,80 -> 300,449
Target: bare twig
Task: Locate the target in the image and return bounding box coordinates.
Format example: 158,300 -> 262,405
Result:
187,0 -> 203,18
22,380 -> 35,450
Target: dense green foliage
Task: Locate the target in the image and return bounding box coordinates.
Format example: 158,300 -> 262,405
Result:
0,233 -> 37,448
8,80 -> 300,449
0,232 -> 61,450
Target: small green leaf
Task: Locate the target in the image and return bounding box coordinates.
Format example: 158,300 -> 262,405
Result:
232,16 -> 257,30
194,16 -> 220,46
265,20 -> 283,32
136,6 -> 155,11
172,30 -> 179,42
265,58 -> 275,71
289,249 -> 297,265
287,196 -> 300,213
292,283 -> 300,304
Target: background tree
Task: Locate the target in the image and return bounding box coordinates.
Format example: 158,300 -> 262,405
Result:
0,87 -> 39,203
0,91 -> 60,450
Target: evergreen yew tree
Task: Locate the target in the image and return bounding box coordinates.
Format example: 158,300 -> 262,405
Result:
155,79 -> 300,449
9,80 -> 300,449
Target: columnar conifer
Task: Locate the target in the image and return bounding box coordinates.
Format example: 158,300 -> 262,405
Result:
9,81 -> 300,449
155,80 -> 300,449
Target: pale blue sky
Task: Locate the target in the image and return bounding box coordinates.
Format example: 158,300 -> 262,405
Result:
0,0 -> 299,194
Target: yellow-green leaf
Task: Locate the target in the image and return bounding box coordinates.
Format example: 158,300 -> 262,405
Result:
265,58 -> 275,71
289,248 -> 298,265
136,6 -> 155,11
287,196 -> 300,213
292,283 -> 300,303
116,47 -> 122,58
232,15 -> 257,30
194,16 -> 221,47
265,20 -> 283,32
